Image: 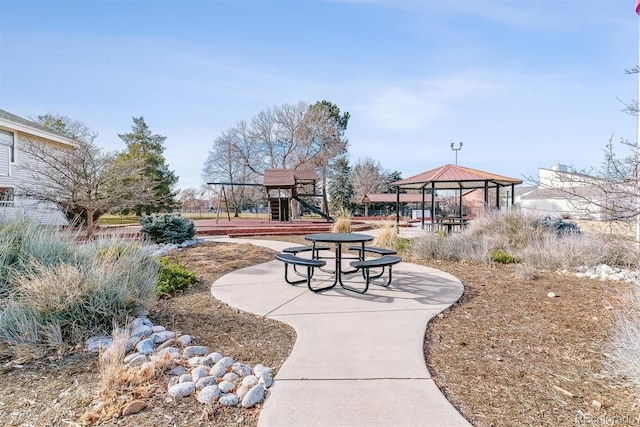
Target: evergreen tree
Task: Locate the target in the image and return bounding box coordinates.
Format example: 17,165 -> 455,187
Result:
328,155 -> 354,212
117,117 -> 179,215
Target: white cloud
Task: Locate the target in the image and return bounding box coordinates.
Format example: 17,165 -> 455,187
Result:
357,76 -> 496,131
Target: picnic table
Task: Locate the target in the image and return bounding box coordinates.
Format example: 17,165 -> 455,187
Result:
276,232 -> 402,294
304,233 -> 373,288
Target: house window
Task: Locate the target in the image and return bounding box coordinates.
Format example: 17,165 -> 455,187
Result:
0,187 -> 14,205
0,129 -> 14,163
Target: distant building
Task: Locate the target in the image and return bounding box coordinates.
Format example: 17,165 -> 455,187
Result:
516,163 -> 612,220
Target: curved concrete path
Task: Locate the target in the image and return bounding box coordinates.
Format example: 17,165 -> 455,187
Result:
209,235 -> 471,427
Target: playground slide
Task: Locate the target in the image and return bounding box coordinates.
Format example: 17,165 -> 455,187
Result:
293,195 -> 332,221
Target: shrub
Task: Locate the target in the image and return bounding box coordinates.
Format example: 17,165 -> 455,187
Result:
0,219 -> 157,360
517,233 -> 605,270
139,213 -> 196,244
411,210 -> 635,269
541,216 -> 581,236
466,209 -> 546,250
156,258 -> 197,297
489,249 -> 520,264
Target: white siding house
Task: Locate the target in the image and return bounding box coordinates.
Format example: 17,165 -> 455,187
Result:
516,164 -> 608,220
0,109 -> 77,225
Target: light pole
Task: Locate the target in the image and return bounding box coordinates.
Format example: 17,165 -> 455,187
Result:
450,141 -> 463,165
450,142 -> 463,217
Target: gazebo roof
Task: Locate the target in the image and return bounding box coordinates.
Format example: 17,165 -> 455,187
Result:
391,164 -> 523,190
363,193 -> 440,204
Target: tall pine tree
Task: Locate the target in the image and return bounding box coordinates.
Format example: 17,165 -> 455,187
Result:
117,117 -> 178,215
328,155 -> 354,213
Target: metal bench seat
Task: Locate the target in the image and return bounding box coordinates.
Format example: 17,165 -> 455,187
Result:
275,253 -> 332,292
349,255 -> 402,292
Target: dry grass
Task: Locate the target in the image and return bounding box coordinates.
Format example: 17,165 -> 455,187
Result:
372,220 -> 398,249
331,207 -> 352,233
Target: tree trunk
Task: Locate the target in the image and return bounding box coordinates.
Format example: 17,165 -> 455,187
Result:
86,208 -> 95,239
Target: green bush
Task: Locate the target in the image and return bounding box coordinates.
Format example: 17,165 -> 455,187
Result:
489,249 -> 521,264
139,213 -> 196,244
0,219 -> 157,360
156,258 -> 197,297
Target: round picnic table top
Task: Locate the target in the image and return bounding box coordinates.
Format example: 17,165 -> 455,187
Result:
304,233 -> 374,244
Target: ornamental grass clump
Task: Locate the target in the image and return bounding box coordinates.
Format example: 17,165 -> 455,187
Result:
411,209 -> 630,270
372,220 -> 398,249
607,281 -> 640,395
0,219 -> 157,360
331,208 -> 352,233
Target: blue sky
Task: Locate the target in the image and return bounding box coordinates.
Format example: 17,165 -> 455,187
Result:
1,0 -> 638,190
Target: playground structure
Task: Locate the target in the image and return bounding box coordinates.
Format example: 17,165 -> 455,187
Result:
263,169 -> 331,222
208,169 -> 331,223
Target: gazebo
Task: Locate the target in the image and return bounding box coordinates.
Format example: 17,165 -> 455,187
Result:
390,164 -> 523,230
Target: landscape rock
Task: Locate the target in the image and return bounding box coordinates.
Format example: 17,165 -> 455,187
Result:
168,382 -> 195,397
223,372 -> 239,382
153,331 -> 175,344
168,366 -> 187,376
183,345 -> 208,358
232,362 -> 252,377
131,325 -> 153,338
191,366 -> 209,383
177,334 -> 192,346
197,385 -> 221,404
253,364 -> 273,377
89,313 -> 276,414
258,375 -> 273,388
136,337 -> 156,355
126,354 -> 148,368
207,352 -> 223,363
196,376 -> 217,390
218,380 -> 235,393
122,400 -> 147,416
242,375 -> 259,387
128,318 -> 145,330
218,393 -> 239,406
241,384 -> 265,408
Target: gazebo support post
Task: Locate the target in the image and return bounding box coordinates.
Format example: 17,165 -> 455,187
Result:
458,183 -> 463,217
510,184 -> 515,209
421,187 -> 425,230
396,187 -> 400,232
431,182 -> 436,231
496,186 -> 500,210
484,181 -> 489,215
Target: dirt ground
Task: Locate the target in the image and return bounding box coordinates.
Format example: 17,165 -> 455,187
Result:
1,237 -> 638,426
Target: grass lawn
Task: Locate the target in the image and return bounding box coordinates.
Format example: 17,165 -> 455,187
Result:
97,212 -> 271,225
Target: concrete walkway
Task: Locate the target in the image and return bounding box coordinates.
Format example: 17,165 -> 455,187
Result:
209,234 -> 471,427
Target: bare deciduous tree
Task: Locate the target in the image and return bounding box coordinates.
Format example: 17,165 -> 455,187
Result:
18,139 -> 157,235
204,100 -> 349,216
351,157 -> 388,206
202,131 -> 262,217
